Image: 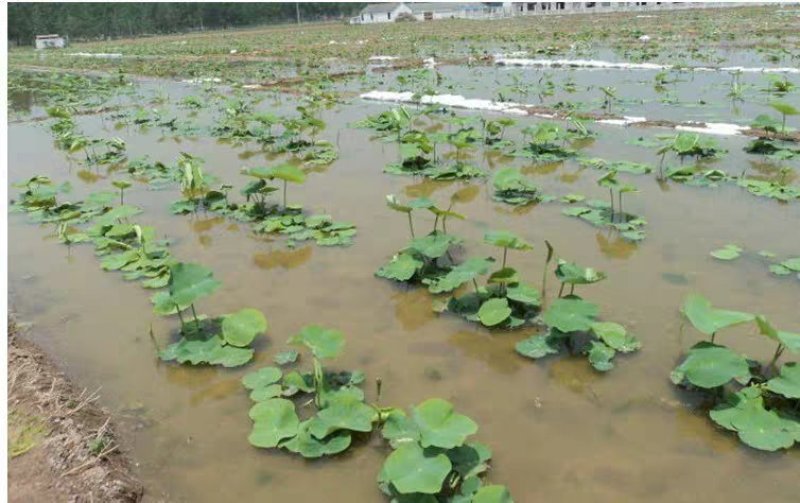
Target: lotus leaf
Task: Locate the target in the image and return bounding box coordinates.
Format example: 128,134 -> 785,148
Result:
282,420 -> 352,458
167,262 -> 220,307
755,315 -> 800,352
248,398 -> 300,448
250,385 -> 283,402
289,325 -> 344,360
378,443 -> 452,495
483,230 -> 532,251
425,257 -> 494,294
670,342 -> 750,389
274,349 -> 299,366
478,298 -> 512,327
682,294 -> 754,336
554,260 -> 606,285
766,363 -> 800,399
542,298 -> 598,333
159,336 -> 253,367
222,308 -> 267,347
377,253 -> 423,282
590,322 -> 640,353
308,394 -> 377,439
515,333 -> 560,359
710,244 -> 742,261
412,398 -> 478,449
588,341 -> 615,372
710,386 -> 797,451
382,409 -> 422,448
410,233 -> 461,259
473,485 -> 514,503
447,442 -> 492,480
242,366 -> 282,390
506,283 -> 541,307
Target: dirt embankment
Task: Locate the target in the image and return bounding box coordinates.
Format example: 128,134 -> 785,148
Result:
8,319 -> 144,502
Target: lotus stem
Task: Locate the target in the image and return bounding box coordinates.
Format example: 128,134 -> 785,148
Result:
283,180 -> 287,208
432,215 -> 439,233
558,282 -> 565,298
609,188 -> 615,221
376,378 -> 382,403
618,192 -> 623,219
407,213 -> 415,238
569,284 -> 575,296
148,324 -> 160,353
502,247 -> 508,269
711,332 -> 716,344
175,303 -> 186,332
190,303 -> 201,331
472,278 -> 480,293
119,189 -> 124,205
768,343 -> 785,369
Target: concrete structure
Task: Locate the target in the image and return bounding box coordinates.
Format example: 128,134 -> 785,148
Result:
351,2 -> 766,24
35,34 -> 67,49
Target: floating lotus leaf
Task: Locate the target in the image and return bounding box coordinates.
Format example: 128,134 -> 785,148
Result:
473,485 -> 514,503
378,443 -> 452,495
590,322 -> 640,353
168,262 -> 221,307
781,257 -> 800,272
221,308 -> 267,347
289,325 -> 344,360
248,398 -> 300,448
755,315 -> 800,353
410,233 -> 461,259
515,333 -> 560,359
710,386 -> 797,452
447,442 -> 492,482
242,366 -> 282,390
282,370 -> 315,394
274,349 -> 299,366
159,336 -> 253,367
377,252 -> 423,282
710,244 -> 742,261
308,394 -> 377,439
381,409 -> 421,448
766,363 -> 800,399
477,298 -> 512,327
588,341 -> 615,372
554,259 -> 606,285
681,294 -> 754,336
425,257 -> 494,294
506,283 -> 541,307
282,420 -> 352,458
483,230 -> 532,251
542,298 -> 598,333
670,342 -> 750,389
250,384 -> 283,402
412,398 -> 478,449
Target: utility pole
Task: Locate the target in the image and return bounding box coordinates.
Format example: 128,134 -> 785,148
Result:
296,2 -> 301,24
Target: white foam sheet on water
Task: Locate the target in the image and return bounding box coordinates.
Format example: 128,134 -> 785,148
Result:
68,52 -> 123,58
361,91 -> 750,136
494,56 -> 800,74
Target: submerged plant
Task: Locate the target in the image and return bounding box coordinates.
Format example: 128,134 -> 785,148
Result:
492,167 -> 541,206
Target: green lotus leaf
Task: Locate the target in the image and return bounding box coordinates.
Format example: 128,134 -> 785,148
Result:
681,294 -> 754,336
483,230 -> 532,251
478,298 -> 512,327
242,366 -> 283,390
769,100 -> 800,117
378,443 -> 452,495
769,264 -> 792,276
248,398 -> 300,448
473,485 -> 514,503
250,384 -> 283,402
308,394 -> 377,439
159,336 -> 253,367
409,233 -> 460,259
425,257 -> 494,294
282,370 -> 315,394
670,342 -> 750,389
386,194 -> 412,213
542,298 -> 598,333
168,262 -> 221,307
588,341 -> 615,372
289,325 -> 344,360
781,257 -> 800,272
755,315 -> 800,352
412,398 -> 478,449
506,283 -> 541,307
590,322 -> 641,353
408,197 -> 435,210
377,252 -> 423,282
487,267 -> 519,286
447,441 -> 492,481
274,349 -> 299,366
554,260 -> 606,285
515,333 -> 560,359
381,409 -> 421,448
281,420 -> 351,458
151,290 -> 191,315
710,244 -> 742,261
710,386 -> 797,452
221,308 -> 267,347
766,363 -> 800,399
264,163 -> 307,183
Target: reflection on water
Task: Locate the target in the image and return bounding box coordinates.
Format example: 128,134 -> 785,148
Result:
447,330 -> 525,374
253,245 -> 313,270
595,231 -> 637,260
392,287 -> 437,331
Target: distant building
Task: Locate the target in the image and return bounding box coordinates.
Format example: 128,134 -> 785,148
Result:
35,34 -> 67,49
351,2 -> 761,24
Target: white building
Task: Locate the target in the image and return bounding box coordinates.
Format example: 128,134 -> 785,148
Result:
351,2 -> 511,24
35,34 -> 67,49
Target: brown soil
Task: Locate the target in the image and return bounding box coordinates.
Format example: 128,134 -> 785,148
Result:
8,319 -> 144,503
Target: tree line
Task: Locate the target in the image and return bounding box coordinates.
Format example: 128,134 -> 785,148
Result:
8,2 -> 366,46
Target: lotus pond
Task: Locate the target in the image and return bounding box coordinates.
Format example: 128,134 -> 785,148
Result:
7,7 -> 800,503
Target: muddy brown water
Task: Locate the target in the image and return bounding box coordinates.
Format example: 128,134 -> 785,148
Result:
8,76 -> 800,502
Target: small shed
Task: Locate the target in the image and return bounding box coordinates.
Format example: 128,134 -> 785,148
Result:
35,34 -> 67,50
